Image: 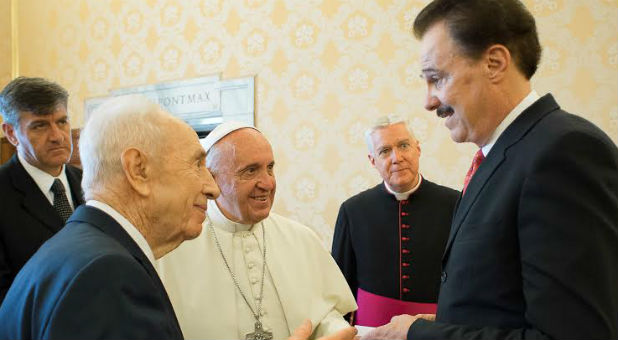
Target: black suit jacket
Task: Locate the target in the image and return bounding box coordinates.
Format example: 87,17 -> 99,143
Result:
0,205 -> 183,339
0,154 -> 84,304
409,94 -> 618,339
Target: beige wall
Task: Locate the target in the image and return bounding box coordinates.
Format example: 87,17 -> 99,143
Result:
6,0 -> 618,245
0,0 -> 11,92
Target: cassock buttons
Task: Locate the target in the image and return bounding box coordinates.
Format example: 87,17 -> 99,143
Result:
401,236 -> 410,241
402,249 -> 410,254
401,212 -> 409,216
245,247 -> 251,253
401,224 -> 410,229
402,274 -> 410,280
402,262 -> 410,267
402,288 -> 410,293
440,271 -> 447,283
251,277 -> 258,284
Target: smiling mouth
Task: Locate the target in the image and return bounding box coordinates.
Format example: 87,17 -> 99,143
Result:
436,106 -> 454,118
251,195 -> 269,202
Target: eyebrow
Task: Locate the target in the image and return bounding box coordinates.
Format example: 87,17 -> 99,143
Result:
421,67 -> 439,74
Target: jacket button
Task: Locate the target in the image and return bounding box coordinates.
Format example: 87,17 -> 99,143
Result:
440,271 -> 447,283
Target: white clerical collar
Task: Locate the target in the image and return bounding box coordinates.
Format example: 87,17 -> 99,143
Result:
384,174 -> 423,201
18,153 -> 73,209
481,90 -> 540,156
207,199 -> 255,233
86,200 -> 156,266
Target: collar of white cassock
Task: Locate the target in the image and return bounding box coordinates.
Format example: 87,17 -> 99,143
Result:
207,199 -> 257,233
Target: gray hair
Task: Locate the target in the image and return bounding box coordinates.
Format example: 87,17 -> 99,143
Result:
0,77 -> 69,125
79,95 -> 168,198
364,114 -> 416,154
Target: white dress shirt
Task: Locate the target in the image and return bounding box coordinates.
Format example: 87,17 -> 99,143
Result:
481,90 -> 540,156
18,153 -> 75,209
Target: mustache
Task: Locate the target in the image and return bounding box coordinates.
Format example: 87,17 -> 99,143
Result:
436,105 -> 454,118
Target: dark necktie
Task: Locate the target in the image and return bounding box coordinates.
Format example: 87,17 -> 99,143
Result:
462,149 -> 485,196
51,179 -> 73,223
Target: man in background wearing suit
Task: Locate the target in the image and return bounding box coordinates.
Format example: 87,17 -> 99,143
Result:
0,95 -> 221,339
365,0 -> 618,339
0,77 -> 84,304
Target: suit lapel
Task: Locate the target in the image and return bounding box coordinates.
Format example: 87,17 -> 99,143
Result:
67,205 -> 182,334
9,155 -> 64,233
66,165 -> 85,207
442,94 -> 561,262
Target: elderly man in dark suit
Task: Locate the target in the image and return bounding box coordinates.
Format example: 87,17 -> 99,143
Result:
364,0 -> 618,339
0,77 -> 84,304
0,95 -> 221,339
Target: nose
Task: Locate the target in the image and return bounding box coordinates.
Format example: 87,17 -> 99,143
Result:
424,87 -> 440,111
202,169 -> 220,200
256,171 -> 275,191
391,148 -> 403,163
48,123 -> 65,142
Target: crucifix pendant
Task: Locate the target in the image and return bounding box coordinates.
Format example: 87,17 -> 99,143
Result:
246,321 -> 273,340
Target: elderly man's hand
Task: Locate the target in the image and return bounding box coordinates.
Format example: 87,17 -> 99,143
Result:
360,314 -> 434,340
289,319 -> 358,340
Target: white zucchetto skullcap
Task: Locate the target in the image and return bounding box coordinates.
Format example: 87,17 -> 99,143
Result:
200,121 -> 260,152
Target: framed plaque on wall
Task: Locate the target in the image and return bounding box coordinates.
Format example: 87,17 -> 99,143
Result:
84,74 -> 255,138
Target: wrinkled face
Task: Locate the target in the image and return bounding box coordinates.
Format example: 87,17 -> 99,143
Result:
153,119 -> 220,242
213,129 -> 276,225
369,123 -> 421,192
420,21 -> 494,146
3,105 -> 72,176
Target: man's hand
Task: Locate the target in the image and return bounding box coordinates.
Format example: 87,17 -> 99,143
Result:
289,319 -> 358,340
360,314 -> 434,340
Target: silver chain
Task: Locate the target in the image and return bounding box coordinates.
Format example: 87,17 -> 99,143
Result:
209,219 -> 267,323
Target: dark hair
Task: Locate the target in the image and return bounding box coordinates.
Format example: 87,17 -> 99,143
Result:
0,77 -> 69,125
413,0 -> 541,79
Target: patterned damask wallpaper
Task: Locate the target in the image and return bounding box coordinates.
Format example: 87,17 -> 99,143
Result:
0,0 -> 11,87
7,0 -> 618,246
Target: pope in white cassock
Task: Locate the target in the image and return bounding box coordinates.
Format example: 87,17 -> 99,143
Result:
156,121 -> 357,340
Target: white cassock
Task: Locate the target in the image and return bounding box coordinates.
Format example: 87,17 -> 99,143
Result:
156,200 -> 357,339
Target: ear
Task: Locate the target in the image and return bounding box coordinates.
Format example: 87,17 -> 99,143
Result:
484,44 -> 510,83
415,139 -> 421,155
1,122 -> 19,147
368,153 -> 376,167
120,148 -> 152,197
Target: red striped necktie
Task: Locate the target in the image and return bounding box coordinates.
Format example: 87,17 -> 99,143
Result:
462,149 -> 485,196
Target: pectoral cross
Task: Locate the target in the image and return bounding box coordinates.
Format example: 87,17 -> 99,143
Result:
246,321 -> 273,340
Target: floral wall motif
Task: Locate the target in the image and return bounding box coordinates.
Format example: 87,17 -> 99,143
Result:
0,0 -> 11,90
8,0 -> 618,247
